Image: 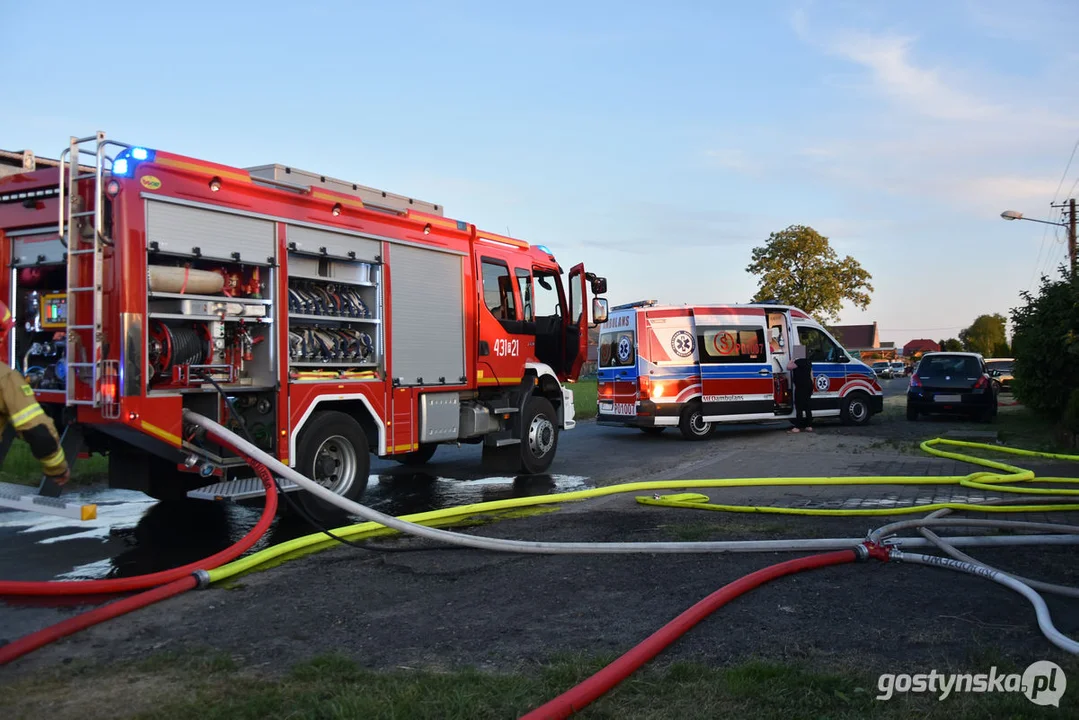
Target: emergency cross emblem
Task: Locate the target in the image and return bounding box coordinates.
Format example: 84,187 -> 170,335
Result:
815,374 -> 830,392
671,330 -> 694,358
617,336 -> 633,363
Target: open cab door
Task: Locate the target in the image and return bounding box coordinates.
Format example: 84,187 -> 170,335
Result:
565,264 -> 608,380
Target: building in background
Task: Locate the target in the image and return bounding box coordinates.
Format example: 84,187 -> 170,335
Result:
902,338 -> 940,360
828,322 -> 896,361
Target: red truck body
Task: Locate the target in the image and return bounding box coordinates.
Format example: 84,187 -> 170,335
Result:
0,134 -> 607,504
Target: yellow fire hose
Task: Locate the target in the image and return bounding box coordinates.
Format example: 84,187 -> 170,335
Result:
205,437 -> 1079,586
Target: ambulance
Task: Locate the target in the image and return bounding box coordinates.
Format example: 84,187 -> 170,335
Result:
596,301 -> 883,439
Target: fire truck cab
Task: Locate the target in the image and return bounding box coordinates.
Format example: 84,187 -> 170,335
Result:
0,133 -> 608,509
596,301 -> 882,439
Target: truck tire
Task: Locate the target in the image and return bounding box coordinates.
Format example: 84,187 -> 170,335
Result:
679,403 -> 714,441
294,410 -> 370,519
520,395 -> 558,475
395,443 -> 438,466
840,392 -> 872,426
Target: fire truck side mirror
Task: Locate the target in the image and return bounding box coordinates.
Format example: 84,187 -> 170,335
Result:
592,298 -> 609,325
589,276 -> 608,295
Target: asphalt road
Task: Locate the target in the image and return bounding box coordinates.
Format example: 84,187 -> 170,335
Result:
0,376 -> 948,643
0,376 -> 918,586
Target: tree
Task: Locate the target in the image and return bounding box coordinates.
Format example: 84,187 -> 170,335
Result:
959,314 -> 1008,357
1010,270 -> 1079,420
938,338 -> 963,352
746,225 -> 873,323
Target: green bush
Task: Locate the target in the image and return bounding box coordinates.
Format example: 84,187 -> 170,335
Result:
1010,270 -> 1079,421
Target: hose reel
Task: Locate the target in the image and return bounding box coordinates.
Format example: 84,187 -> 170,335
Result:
149,320 -> 212,381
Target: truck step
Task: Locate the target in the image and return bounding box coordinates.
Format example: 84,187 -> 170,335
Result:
491,407 -> 519,414
0,481 -> 97,520
494,438 -> 521,447
187,476 -> 300,501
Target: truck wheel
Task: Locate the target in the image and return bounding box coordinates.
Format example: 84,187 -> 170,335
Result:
294,410 -> 370,518
520,395 -> 558,475
395,443 -> 438,466
841,393 -> 872,426
679,403 -> 713,441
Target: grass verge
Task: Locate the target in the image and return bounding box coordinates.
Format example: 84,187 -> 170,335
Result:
0,438 -> 108,487
572,377 -> 598,420
3,650 -> 1076,720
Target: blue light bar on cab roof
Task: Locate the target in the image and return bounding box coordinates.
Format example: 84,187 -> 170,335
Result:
535,244 -> 553,255
111,146 -> 156,177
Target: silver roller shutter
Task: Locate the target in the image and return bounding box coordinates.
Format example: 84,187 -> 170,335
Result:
389,245 -> 465,386
145,200 -> 275,263
286,225 -> 380,262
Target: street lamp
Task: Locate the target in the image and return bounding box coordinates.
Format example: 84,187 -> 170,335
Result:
1000,200 -> 1077,278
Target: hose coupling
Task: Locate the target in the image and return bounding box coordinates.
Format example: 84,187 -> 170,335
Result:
859,540 -> 891,562
193,569 -> 212,589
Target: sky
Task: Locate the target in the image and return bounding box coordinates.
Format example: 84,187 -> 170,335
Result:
3,0 -> 1078,349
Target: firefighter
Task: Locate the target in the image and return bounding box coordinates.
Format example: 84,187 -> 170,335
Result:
787,356 -> 814,433
0,302 -> 69,483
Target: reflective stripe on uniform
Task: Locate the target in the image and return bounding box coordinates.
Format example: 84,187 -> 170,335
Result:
40,448 -> 65,470
10,403 -> 44,428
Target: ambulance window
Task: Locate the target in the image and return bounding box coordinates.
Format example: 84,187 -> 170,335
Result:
515,269 -> 534,322
797,326 -> 844,363
697,326 -> 766,364
600,332 -> 635,368
481,260 -> 516,321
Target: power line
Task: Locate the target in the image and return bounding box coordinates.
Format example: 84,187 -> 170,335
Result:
1028,136 -> 1079,290
1052,136 -> 1079,203
880,326 -> 963,332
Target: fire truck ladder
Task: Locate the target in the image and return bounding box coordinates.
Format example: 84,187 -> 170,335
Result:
58,132 -> 125,418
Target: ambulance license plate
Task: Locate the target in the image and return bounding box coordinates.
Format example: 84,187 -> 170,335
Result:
935,394 -> 961,403
600,401 -> 636,416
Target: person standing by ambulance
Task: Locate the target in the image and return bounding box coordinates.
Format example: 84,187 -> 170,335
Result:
0,302 -> 69,483
787,356 -> 814,433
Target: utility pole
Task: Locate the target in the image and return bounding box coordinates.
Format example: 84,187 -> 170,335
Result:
1050,198 -> 1077,279
1001,201 -> 1078,278
1070,197 -> 1077,280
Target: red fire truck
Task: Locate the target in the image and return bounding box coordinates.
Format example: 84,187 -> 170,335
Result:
0,132 -> 608,509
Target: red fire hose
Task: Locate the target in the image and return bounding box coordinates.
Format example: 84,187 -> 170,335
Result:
0,450 -> 278,597
520,549 -> 858,720
0,447 -> 277,666
0,576 -> 198,665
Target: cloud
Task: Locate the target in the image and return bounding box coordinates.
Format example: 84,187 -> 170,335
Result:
784,8 -> 1079,214
827,32 -> 999,122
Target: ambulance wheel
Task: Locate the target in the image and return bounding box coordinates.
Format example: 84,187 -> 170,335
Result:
520,395 -> 559,475
679,403 -> 713,441
640,427 -> 665,436
294,411 -> 370,520
841,393 -> 872,426
396,443 -> 438,466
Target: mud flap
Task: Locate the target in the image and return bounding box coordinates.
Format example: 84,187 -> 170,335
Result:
481,441 -> 521,473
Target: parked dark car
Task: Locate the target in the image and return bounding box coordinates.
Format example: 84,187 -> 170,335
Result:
907,352 -> 997,422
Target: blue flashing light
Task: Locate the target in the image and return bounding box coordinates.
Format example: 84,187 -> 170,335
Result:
535,244 -> 553,255
111,147 -> 155,178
